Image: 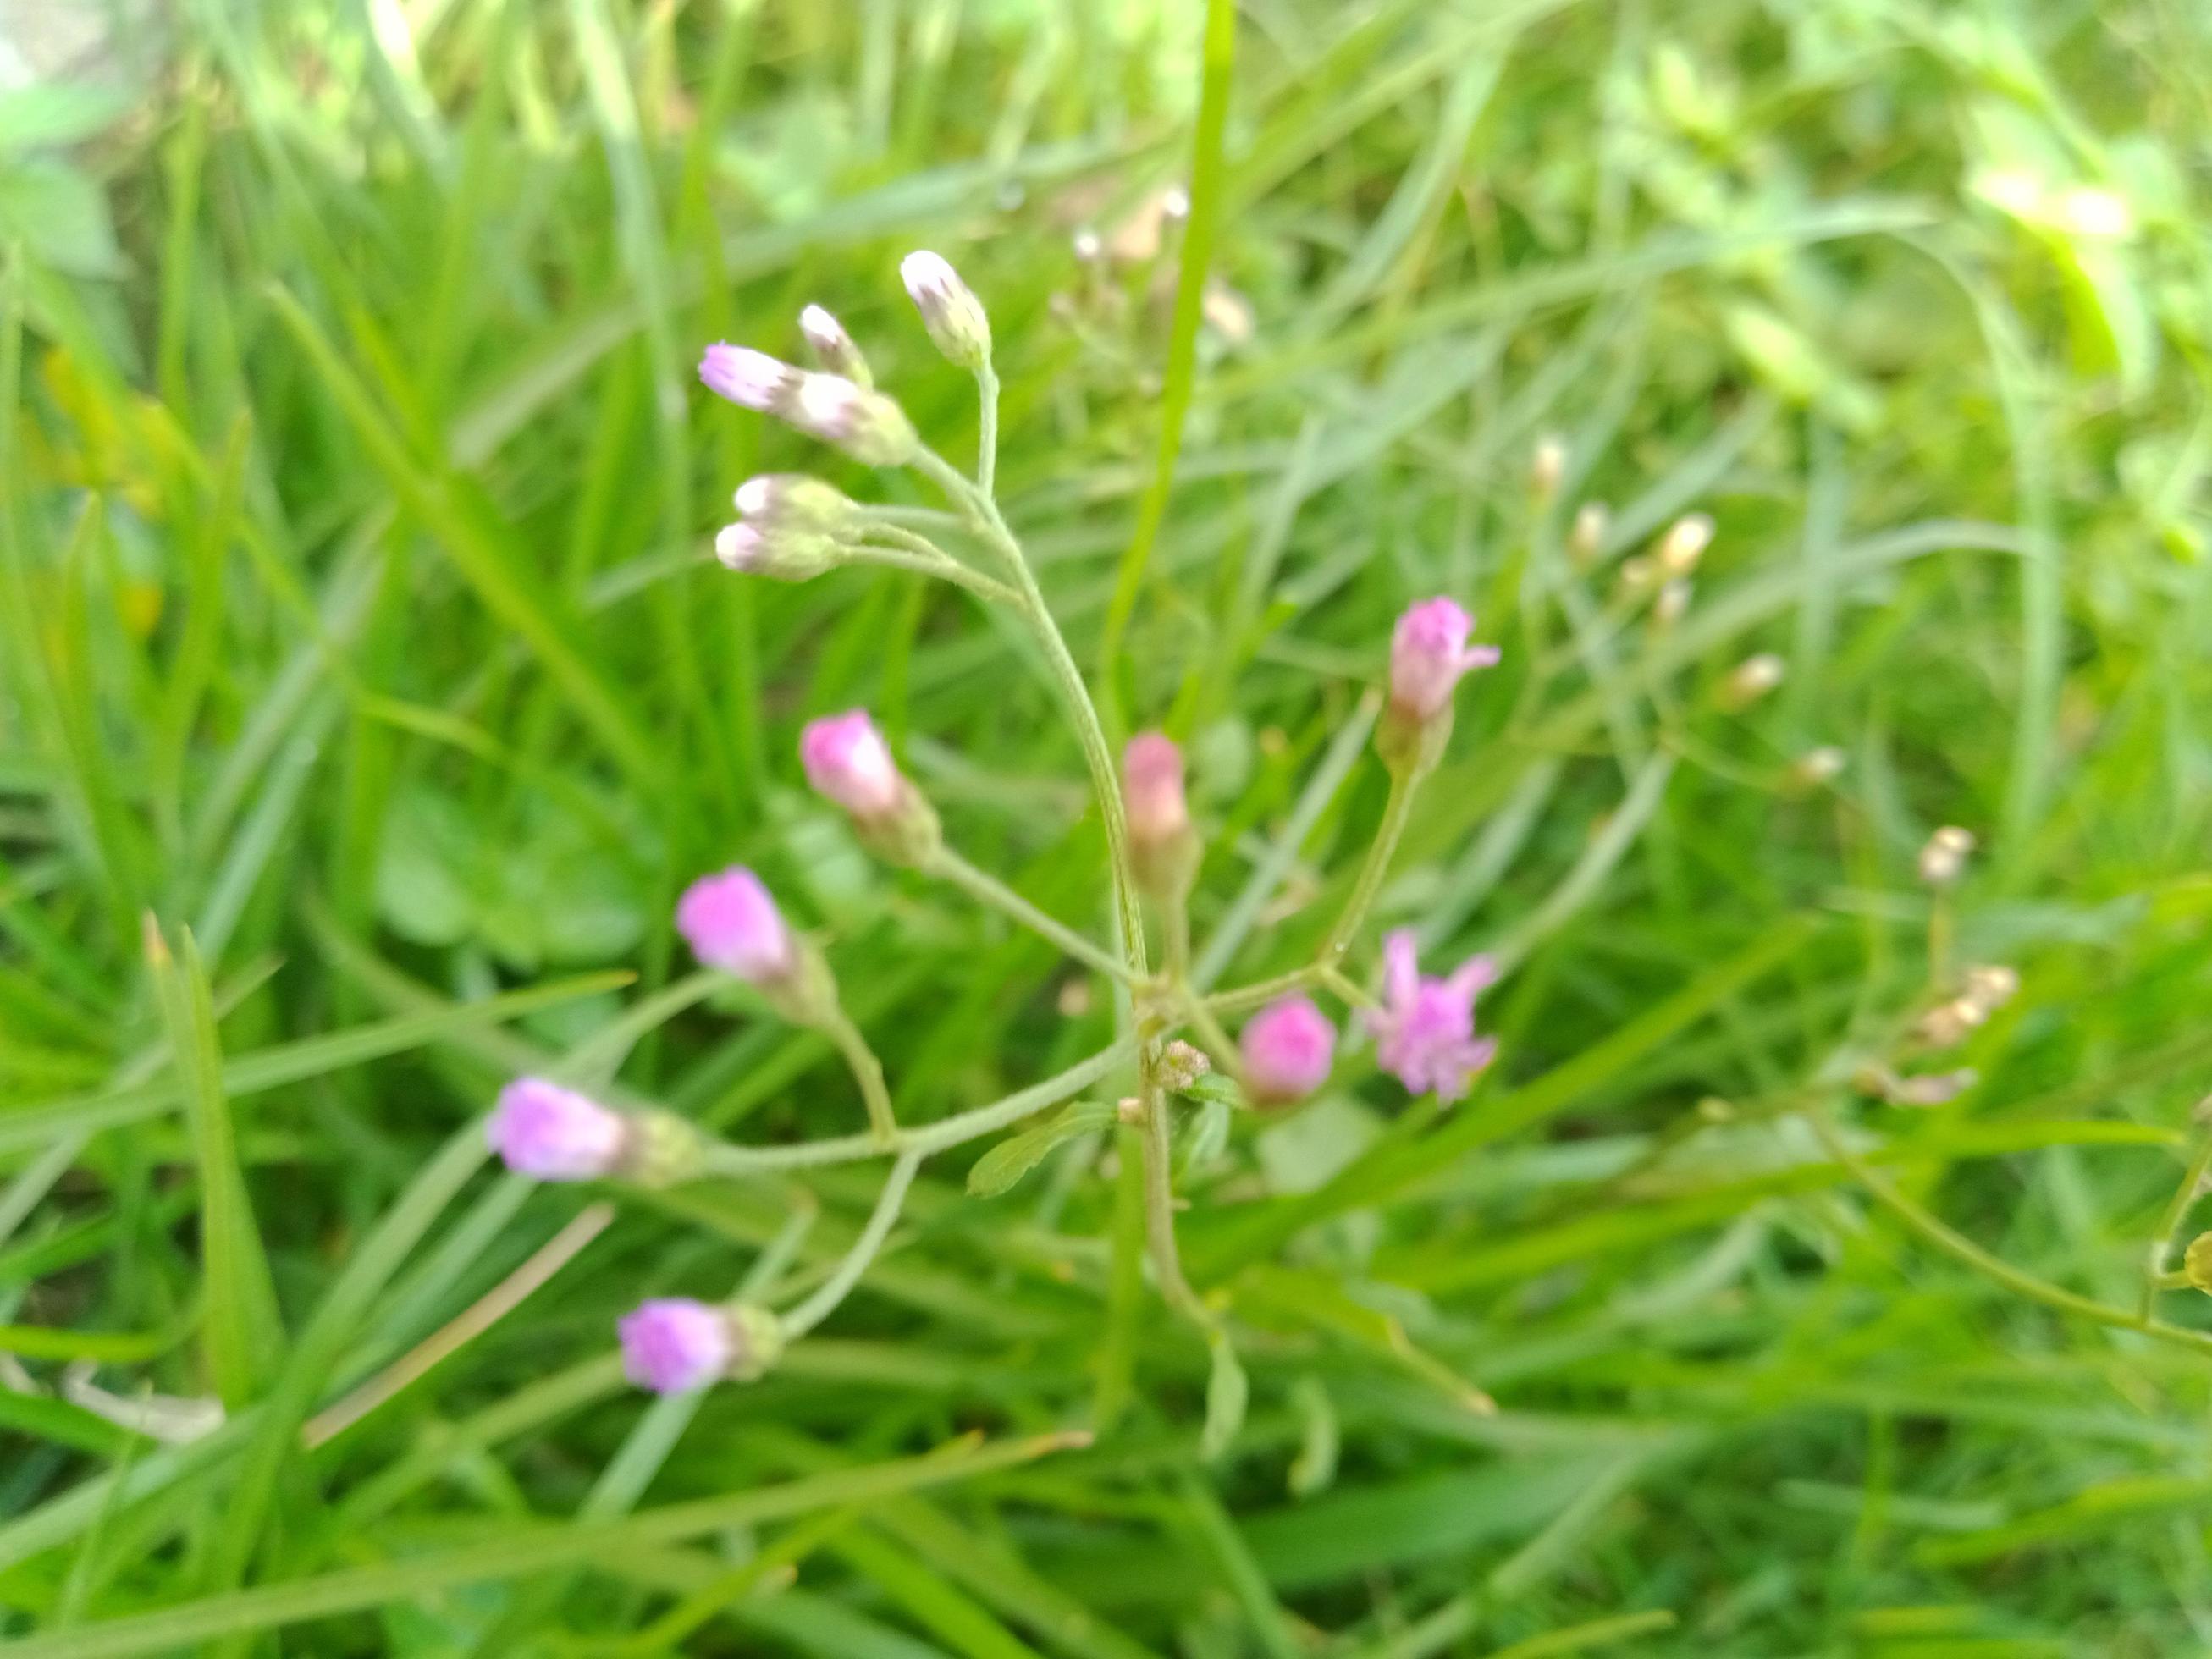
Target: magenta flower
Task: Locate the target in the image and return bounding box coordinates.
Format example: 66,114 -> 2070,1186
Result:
801,710 -> 905,820
485,1078 -> 628,1181
676,867 -> 795,984
1365,930 -> 1498,1103
1388,598 -> 1500,721
1123,732 -> 1189,849
1240,995 -> 1337,1105
698,344 -> 792,411
617,1298 -> 734,1394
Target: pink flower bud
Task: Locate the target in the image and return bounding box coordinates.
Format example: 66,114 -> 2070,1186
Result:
1388,598 -> 1500,721
698,344 -> 794,411
801,710 -> 905,820
1240,995 -> 1337,1105
1123,732 -> 1189,847
1365,931 -> 1498,1105
485,1078 -> 628,1181
617,1298 -> 734,1394
676,867 -> 796,983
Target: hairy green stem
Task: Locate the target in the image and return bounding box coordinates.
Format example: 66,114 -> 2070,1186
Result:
1140,1086 -> 1214,1332
698,1039 -> 1139,1175
928,845 -> 1139,986
823,1010 -> 898,1145
781,1151 -> 922,1337
1316,768 -> 1417,967
975,362 -> 1001,497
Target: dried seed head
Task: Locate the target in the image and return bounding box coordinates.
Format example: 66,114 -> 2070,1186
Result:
1569,501 -> 1609,567
1720,652 -> 1786,709
1530,434 -> 1567,501
1658,513 -> 1713,576
1788,747 -> 1847,790
1918,826 -> 1977,886
1157,1040 -> 1211,1094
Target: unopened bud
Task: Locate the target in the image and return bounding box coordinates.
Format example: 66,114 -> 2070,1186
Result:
900,250 -> 992,372
735,473 -> 861,537
1569,502 -> 1609,567
714,521 -> 841,581
790,374 -> 917,466
1239,995 -> 1337,1106
1719,653 -> 1785,710
1530,435 -> 1566,501
801,709 -> 940,865
485,1078 -> 628,1182
1160,185 -> 1191,223
1788,747 -> 1846,790
1072,228 -> 1103,263
698,343 -> 798,411
2185,1232 -> 2212,1294
1653,579 -> 1691,629
620,1110 -> 709,1188
798,304 -> 871,385
1918,826 -> 1976,886
1658,513 -> 1713,576
1378,597 -> 1500,778
617,1299 -> 783,1394
1123,732 -> 1200,900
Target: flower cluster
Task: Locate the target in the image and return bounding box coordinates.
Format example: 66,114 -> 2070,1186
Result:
474,250 -> 1510,1400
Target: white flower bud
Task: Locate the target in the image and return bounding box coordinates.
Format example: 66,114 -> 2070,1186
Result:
1653,579 -> 1691,629
900,250 -> 992,372
798,305 -> 871,386
790,374 -> 918,466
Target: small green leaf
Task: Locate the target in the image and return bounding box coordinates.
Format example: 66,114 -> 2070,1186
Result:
1183,1072 -> 1244,1110
967,1101 -> 1115,1199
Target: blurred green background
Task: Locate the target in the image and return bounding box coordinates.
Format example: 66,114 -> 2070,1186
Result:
5,0 -> 2212,1653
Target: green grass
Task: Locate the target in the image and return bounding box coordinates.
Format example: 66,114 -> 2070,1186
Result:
5,0 -> 2212,1653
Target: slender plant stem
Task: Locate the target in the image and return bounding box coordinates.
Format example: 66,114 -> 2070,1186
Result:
2139,1125 -> 2212,1320
1319,964 -> 1373,1009
1803,1103 -> 2212,1359
975,362 -> 1000,497
1163,891 -> 1193,984
1203,965 -> 1317,1016
698,1039 -> 1138,1175
848,540 -> 1018,606
1316,769 -> 1417,967
910,446 -> 1150,980
781,1151 -> 922,1337
1179,999 -> 1241,1075
823,1010 -> 897,1144
1139,1085 -> 1214,1332
928,846 -> 1139,986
